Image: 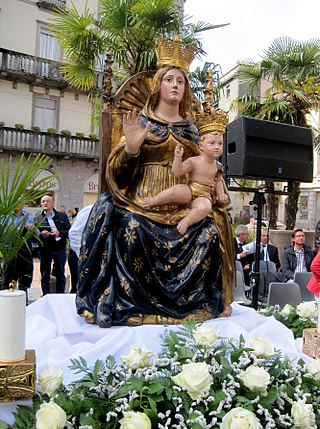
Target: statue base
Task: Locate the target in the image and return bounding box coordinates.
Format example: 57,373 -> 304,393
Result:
0,350 -> 36,401
302,328 -> 320,359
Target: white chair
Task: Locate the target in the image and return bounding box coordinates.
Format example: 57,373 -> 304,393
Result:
234,270 -> 251,305
267,282 -> 302,307
293,272 -> 314,302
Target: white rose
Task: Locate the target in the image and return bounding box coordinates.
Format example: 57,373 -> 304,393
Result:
121,345 -> 152,370
119,411 -> 151,429
36,402 -> 67,429
193,324 -> 219,345
172,362 -> 212,400
297,302 -> 317,319
250,338 -> 275,358
307,359 -> 320,379
291,399 -> 316,428
221,407 -> 262,429
281,303 -> 293,317
239,365 -> 270,393
38,366 -> 64,397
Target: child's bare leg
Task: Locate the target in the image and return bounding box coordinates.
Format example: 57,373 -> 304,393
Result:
143,184 -> 191,208
177,197 -> 212,234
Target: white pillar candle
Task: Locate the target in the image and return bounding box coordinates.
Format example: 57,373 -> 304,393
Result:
0,290 -> 26,361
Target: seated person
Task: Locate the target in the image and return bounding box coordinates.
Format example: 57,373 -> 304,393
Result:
282,228 -> 315,282
234,224 -> 254,286
143,133 -> 228,234
259,230 -> 281,270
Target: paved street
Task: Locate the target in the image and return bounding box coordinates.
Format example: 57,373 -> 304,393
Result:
29,258 -> 71,302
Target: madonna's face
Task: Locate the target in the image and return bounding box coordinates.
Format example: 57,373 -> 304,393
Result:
160,68 -> 185,106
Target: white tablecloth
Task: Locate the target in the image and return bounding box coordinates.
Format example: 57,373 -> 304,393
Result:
0,295 -> 310,424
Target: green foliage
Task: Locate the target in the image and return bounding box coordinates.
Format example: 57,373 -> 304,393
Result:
0,154 -> 58,272
46,127 -> 57,135
11,323 -> 320,428
259,303 -> 317,338
50,0 -> 228,130
60,129 -> 71,137
189,62 -> 221,102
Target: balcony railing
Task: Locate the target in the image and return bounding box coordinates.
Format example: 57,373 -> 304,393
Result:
37,0 -> 66,10
0,48 -> 104,89
0,127 -> 100,159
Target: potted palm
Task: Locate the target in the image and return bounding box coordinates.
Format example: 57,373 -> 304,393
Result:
0,154 -> 58,284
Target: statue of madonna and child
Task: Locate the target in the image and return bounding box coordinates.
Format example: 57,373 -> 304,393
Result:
76,37 -> 236,328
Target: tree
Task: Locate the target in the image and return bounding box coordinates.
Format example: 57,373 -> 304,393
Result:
0,154 -> 58,278
188,61 -> 222,103
50,0 -> 228,130
231,36 -> 320,229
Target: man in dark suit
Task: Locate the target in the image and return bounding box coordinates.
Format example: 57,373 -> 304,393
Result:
234,224 -> 254,286
260,230 -> 281,270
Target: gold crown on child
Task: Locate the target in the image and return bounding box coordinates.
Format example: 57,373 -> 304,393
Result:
194,105 -> 229,135
155,36 -> 198,73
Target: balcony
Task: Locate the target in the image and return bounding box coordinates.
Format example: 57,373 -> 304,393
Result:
0,127 -> 100,160
0,48 -> 104,89
36,0 -> 66,10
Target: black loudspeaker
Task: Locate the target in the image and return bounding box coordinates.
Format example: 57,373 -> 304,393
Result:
224,116 -> 313,182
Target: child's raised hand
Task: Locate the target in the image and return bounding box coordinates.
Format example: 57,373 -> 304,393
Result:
174,144 -> 184,158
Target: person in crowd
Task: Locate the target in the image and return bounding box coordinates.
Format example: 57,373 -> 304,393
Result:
60,205 -> 67,214
142,130 -> 228,234
3,205 -> 34,303
307,248 -> 320,296
234,224 -> 254,285
35,194 -> 71,295
246,217 -> 257,231
314,218 -> 320,251
76,37 -> 235,327
259,230 -> 281,270
282,228 -> 315,282
68,205 -> 93,293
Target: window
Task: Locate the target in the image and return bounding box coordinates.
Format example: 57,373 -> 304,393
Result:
33,96 -> 58,131
37,25 -> 61,77
38,27 -> 60,61
225,85 -> 231,99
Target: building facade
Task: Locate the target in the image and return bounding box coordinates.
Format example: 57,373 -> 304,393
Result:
0,0 -> 101,210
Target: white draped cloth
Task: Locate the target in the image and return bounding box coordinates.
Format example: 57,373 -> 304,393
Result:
0,295 -> 311,424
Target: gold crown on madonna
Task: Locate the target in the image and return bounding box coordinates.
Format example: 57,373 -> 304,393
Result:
155,36 -> 197,73
195,105 -> 229,135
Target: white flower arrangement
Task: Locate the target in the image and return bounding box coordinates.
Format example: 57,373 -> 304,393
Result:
260,302 -> 317,338
6,323 -> 320,429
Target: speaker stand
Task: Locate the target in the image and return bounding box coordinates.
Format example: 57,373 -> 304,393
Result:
249,190 -> 266,310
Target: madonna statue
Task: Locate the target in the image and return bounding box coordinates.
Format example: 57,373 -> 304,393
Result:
76,37 -> 235,327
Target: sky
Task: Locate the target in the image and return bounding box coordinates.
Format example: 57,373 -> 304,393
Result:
184,0 -> 320,74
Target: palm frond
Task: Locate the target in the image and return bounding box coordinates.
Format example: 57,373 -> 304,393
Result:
0,154 -> 58,271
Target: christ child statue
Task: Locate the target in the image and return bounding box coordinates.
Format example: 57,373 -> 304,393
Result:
143,131 -> 227,234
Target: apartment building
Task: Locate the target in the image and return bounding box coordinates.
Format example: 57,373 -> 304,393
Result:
219,66 -> 320,230
0,0 -> 101,210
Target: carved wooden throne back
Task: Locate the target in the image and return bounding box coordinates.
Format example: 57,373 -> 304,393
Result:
99,71 -> 155,193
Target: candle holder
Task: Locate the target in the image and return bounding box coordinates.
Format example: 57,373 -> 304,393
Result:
0,350 -> 36,401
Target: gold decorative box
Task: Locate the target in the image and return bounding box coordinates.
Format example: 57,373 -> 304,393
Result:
302,328 -> 320,359
0,349 -> 36,401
